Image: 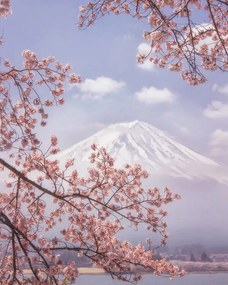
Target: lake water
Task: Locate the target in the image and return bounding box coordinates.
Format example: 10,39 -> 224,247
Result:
77,273 -> 228,285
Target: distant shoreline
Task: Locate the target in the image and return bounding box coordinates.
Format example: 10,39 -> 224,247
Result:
78,267 -> 106,275
22,267 -> 106,275
22,262 -> 228,276
171,261 -> 228,274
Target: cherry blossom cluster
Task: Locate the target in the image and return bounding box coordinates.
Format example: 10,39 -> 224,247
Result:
0,0 -> 11,17
0,50 -> 80,153
0,141 -> 183,284
79,0 -> 228,85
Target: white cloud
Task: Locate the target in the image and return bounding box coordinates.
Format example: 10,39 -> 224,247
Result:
192,23 -> 214,44
77,76 -> 125,100
203,101 -> 228,119
209,129 -> 228,159
135,86 -> 175,105
137,42 -> 151,55
187,23 -> 224,51
137,43 -> 156,71
137,60 -> 156,71
212,84 -> 228,95
210,129 -> 228,147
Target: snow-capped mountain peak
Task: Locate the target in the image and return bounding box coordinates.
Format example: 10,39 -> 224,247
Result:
57,121 -> 227,184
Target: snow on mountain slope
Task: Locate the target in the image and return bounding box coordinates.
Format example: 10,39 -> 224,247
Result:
57,121 -> 228,184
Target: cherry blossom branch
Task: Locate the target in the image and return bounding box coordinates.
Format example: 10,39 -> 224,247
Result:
79,0 -> 228,84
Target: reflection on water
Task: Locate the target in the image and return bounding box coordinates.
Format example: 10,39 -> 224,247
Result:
76,273 -> 228,285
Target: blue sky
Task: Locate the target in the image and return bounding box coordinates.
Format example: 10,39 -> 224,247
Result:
3,0 -> 228,164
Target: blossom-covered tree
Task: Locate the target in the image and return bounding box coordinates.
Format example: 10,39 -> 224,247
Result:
79,0 -> 228,85
0,1 -> 184,284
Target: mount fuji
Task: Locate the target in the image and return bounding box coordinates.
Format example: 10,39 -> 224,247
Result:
57,120 -> 228,185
